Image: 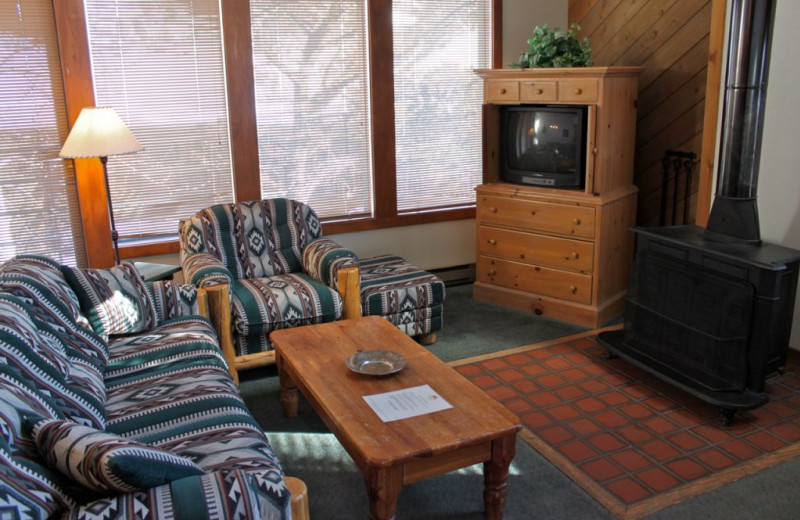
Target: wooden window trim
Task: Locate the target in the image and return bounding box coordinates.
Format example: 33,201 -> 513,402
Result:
55,0 -> 499,266
221,1 -> 261,203
54,0 -> 114,268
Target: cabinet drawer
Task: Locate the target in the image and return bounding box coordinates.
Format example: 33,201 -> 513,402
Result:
558,79 -> 598,103
478,195 -> 595,238
487,80 -> 520,102
478,225 -> 594,272
478,256 -> 592,304
521,80 -> 557,102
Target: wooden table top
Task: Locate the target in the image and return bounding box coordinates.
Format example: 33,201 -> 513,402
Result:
271,316 -> 520,468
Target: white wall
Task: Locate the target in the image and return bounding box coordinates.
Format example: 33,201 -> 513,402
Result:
329,220 -> 476,271
502,0 -> 568,67
755,0 -> 800,348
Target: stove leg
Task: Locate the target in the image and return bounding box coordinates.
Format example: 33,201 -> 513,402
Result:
720,408 -> 736,426
602,350 -> 618,360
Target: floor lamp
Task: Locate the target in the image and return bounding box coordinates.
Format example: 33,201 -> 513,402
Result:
60,107 -> 142,265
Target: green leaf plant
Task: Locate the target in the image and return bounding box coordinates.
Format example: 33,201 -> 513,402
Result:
510,23 -> 593,68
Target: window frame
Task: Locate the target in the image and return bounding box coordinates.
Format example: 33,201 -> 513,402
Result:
54,0 -> 501,267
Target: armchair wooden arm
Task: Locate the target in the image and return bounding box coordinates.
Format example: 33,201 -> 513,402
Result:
336,265 -> 362,320
203,283 -> 239,385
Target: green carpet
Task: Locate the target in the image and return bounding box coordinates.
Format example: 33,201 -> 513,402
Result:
422,284 -> 587,362
238,284 -> 800,519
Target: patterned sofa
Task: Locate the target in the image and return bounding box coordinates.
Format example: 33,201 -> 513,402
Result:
179,198 -> 361,376
0,255 -> 294,519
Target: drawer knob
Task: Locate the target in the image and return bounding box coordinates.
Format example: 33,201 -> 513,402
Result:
536,88 -> 543,95
488,239 -> 497,245
500,88 -> 507,94
570,285 -> 578,294
573,218 -> 581,225
575,88 -> 583,95
490,207 -> 498,213
570,252 -> 579,259
488,269 -> 496,276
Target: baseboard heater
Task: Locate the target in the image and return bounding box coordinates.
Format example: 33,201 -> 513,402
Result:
429,264 -> 476,286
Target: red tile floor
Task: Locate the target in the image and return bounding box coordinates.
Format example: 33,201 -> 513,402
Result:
455,336 -> 800,517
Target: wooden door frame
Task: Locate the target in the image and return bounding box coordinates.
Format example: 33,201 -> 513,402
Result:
696,0 -> 728,226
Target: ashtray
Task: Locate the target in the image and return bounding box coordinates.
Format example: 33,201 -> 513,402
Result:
346,350 -> 407,376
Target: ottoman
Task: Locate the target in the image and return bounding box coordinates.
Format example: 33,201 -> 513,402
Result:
358,255 -> 446,344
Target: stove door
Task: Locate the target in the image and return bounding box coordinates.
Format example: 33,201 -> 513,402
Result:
624,252 -> 754,392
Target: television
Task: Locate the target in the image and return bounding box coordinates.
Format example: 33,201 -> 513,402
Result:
501,105 -> 588,189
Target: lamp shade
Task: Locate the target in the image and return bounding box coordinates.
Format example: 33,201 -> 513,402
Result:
59,107 -> 142,159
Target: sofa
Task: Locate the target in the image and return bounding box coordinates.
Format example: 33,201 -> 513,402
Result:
0,255 -> 295,519
179,198 -> 361,376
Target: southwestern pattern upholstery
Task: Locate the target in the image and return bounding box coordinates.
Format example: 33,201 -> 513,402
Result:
63,262 -> 158,337
359,255 -> 446,340
28,418 -> 206,494
0,255 -> 292,519
179,198 -> 359,358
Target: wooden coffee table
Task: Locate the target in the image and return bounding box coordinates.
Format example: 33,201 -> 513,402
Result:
271,316 -> 521,520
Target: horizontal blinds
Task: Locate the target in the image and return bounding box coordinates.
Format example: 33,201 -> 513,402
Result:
0,0 -> 85,265
84,0 -> 233,241
393,0 -> 490,213
250,0 -> 373,220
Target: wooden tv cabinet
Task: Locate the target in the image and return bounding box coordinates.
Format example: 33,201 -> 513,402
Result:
473,67 -> 641,328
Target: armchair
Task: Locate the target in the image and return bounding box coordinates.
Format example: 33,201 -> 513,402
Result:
179,199 -> 360,379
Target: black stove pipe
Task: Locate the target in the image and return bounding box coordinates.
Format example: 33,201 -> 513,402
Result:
705,0 -> 775,245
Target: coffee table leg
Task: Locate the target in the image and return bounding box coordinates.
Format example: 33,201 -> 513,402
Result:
365,465 -> 403,520
276,351 -> 299,418
483,434 -> 516,520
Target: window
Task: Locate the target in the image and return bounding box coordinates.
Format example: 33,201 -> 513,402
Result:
393,0 -> 491,213
0,0 -> 85,265
250,0 -> 373,221
83,0 -> 233,243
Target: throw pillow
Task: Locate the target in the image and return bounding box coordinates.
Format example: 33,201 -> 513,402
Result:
63,262 -> 157,336
146,280 -> 200,323
28,418 -> 206,494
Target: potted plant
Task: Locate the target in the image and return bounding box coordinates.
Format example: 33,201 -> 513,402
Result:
510,23 -> 592,68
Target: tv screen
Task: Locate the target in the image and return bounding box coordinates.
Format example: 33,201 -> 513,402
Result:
502,105 -> 587,189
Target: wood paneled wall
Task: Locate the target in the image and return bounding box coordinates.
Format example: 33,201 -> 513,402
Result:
569,0 -> 713,227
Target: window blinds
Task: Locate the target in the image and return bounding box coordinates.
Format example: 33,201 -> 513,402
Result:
84,0 -> 233,242
0,0 -> 85,265
250,0 -> 373,220
393,0 -> 491,213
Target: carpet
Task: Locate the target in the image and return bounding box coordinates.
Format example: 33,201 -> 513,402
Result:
423,284 -> 587,362
451,329 -> 800,519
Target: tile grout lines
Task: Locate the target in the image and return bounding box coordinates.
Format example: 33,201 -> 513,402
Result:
454,336 -> 800,519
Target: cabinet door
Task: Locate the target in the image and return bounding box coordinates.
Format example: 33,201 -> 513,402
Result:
478,256 -> 592,303
478,195 -> 596,238
478,225 -> 594,272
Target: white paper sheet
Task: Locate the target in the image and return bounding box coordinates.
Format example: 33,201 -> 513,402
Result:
363,384 -> 453,422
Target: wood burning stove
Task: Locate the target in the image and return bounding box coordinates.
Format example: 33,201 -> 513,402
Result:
599,0 -> 800,424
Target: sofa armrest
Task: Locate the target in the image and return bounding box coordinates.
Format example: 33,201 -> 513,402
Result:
181,253 -> 233,288
204,283 -> 238,385
302,238 -> 361,319
64,469 -> 293,520
302,238 -> 358,289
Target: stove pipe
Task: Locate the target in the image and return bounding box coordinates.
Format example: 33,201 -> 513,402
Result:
705,0 -> 775,245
